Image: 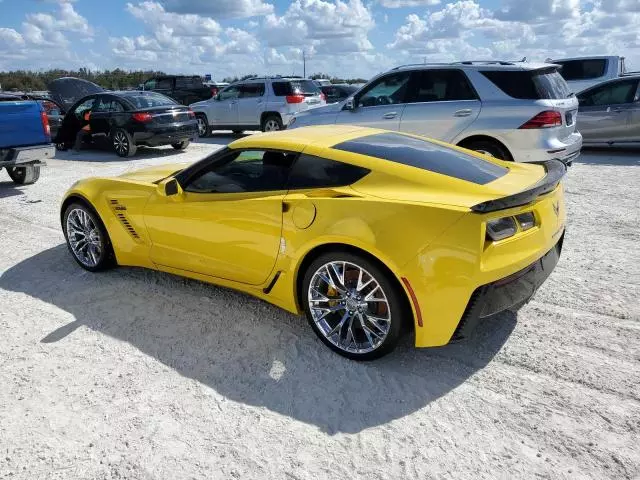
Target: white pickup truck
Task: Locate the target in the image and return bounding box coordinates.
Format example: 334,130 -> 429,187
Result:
549,56 -> 630,93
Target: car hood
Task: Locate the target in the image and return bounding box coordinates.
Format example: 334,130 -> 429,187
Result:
119,162 -> 191,183
48,77 -> 104,112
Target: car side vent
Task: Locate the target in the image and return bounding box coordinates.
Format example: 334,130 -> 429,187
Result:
109,198 -> 141,240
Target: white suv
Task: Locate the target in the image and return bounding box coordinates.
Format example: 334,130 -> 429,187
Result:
190,77 -> 326,136
289,62 -> 582,164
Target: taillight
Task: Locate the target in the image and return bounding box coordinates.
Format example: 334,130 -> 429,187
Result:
519,111 -> 562,129
188,109 -> 195,118
132,112 -> 153,123
40,110 -> 50,138
320,93 -> 326,102
211,87 -> 218,96
286,94 -> 305,104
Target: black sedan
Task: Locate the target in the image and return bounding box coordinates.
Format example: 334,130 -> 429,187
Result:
50,78 -> 198,157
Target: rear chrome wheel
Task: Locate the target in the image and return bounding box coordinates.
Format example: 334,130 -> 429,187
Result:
63,203 -> 115,271
112,129 -> 136,157
303,253 -> 405,360
196,114 -> 209,137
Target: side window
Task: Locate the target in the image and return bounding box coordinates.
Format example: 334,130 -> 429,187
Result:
557,60 -> 607,81
219,85 -> 240,101
408,70 -> 477,102
579,80 -> 639,107
92,97 -> 111,113
184,150 -> 296,194
74,98 -> 96,119
111,100 -> 125,113
240,83 -> 265,98
156,78 -> 173,90
288,154 -> 370,189
322,86 -> 339,102
144,79 -> 156,90
272,82 -> 292,96
357,71 -> 411,108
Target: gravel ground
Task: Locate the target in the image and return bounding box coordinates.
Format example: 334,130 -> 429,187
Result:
0,138 -> 639,480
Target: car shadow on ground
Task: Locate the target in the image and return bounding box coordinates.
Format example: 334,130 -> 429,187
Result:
577,147 -> 640,166
0,180 -> 25,199
0,245 -> 516,435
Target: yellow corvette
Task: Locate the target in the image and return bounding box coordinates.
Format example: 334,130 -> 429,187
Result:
61,125 -> 566,360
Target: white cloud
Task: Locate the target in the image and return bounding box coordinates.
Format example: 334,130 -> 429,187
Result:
378,0 -> 440,7
126,2 -> 222,36
159,0 -> 274,18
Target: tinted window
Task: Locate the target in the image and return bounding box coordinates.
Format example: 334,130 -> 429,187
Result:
578,79 -> 639,106
272,80 -> 320,96
143,79 -> 156,90
556,60 -> 607,80
184,150 -> 296,193
407,70 -> 477,102
120,92 -> 177,108
288,154 -> 370,189
333,133 -> 508,185
175,77 -> 201,89
357,71 -> 411,107
240,83 -> 265,97
74,98 -> 96,119
219,85 -> 240,100
482,69 -> 572,99
93,97 -> 125,113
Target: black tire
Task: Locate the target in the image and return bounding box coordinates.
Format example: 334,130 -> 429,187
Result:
56,142 -> 71,151
62,202 -> 116,272
7,165 -> 40,185
232,130 -> 244,135
301,251 -> 406,361
196,114 -> 209,137
171,140 -> 190,150
462,139 -> 512,161
261,114 -> 283,132
111,128 -> 137,157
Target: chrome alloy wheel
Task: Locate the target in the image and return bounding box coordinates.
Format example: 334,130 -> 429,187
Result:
308,261 -> 392,354
197,116 -> 207,136
264,119 -> 280,131
113,130 -> 129,156
66,208 -> 103,268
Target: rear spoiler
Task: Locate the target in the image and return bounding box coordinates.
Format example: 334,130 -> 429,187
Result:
471,159 -> 566,213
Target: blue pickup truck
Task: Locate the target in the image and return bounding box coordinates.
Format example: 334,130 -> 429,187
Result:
0,96 -> 55,185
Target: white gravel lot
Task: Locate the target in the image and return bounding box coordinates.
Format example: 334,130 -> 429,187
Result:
0,137 -> 639,480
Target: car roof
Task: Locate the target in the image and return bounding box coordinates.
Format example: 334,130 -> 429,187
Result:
392,62 -> 555,72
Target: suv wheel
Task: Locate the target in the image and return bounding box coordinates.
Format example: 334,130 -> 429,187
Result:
196,114 -> 209,137
463,140 -> 512,161
262,115 -> 283,132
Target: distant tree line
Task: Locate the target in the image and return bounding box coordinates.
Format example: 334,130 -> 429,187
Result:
0,68 -> 167,92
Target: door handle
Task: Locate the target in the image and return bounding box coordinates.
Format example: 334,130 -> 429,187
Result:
454,109 -> 473,117
383,112 -> 398,119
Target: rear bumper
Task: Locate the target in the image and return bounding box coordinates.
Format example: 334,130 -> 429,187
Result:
133,122 -> 198,146
0,143 -> 54,168
451,233 -> 564,341
498,130 -> 583,164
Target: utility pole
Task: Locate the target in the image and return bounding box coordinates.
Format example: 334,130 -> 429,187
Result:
303,51 -> 306,78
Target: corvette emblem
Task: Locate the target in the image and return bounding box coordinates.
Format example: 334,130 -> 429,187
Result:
552,201 -> 560,217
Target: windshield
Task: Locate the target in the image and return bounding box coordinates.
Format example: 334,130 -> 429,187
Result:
120,91 -> 178,108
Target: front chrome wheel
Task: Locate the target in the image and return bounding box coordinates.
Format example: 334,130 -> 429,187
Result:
196,116 -> 207,136
264,119 -> 280,131
66,208 -> 103,268
307,261 -> 392,355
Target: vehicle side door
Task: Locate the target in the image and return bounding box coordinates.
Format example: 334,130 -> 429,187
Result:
209,85 -> 240,126
144,149 -> 296,285
58,96 -> 97,143
237,83 -> 266,126
399,69 -> 480,142
336,71 -> 411,130
577,78 -> 639,142
89,95 -> 125,136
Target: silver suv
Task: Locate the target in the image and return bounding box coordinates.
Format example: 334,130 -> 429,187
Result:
289,62 -> 582,164
190,76 -> 326,136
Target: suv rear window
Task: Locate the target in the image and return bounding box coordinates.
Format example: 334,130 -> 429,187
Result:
555,60 -> 607,80
272,80 -> 320,96
332,133 -> 508,185
481,68 -> 572,99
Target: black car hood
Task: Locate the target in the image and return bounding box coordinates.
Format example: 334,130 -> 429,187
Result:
48,77 -> 104,112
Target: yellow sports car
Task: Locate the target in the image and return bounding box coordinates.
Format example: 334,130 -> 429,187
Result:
61,125 -> 566,360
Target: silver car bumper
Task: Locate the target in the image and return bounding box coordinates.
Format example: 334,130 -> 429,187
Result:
0,143 -> 54,168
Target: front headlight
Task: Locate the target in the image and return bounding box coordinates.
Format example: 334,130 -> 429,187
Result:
486,216 -> 517,241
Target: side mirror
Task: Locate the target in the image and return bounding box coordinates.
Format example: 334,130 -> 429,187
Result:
343,97 -> 355,111
157,178 -> 183,198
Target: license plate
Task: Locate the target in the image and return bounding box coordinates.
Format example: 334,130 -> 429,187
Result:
566,110 -> 576,126
307,98 -> 319,104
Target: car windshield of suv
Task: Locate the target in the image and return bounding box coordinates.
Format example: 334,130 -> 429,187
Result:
120,91 -> 178,108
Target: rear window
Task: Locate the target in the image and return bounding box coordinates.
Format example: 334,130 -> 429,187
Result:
332,133 -> 508,185
272,80 -> 320,96
555,60 -> 607,80
120,91 -> 177,108
481,69 -> 572,99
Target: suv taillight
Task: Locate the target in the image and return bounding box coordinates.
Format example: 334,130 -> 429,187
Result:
40,110 -> 50,138
211,87 -> 218,96
519,111 -> 562,129
188,108 -> 195,118
286,94 -> 305,104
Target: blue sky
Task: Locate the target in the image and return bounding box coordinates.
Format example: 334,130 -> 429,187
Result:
1,0 -> 639,79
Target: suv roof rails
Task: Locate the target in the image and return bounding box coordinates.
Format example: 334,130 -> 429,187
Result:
391,63 -> 451,70
243,75 -> 305,81
392,58 -> 528,70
